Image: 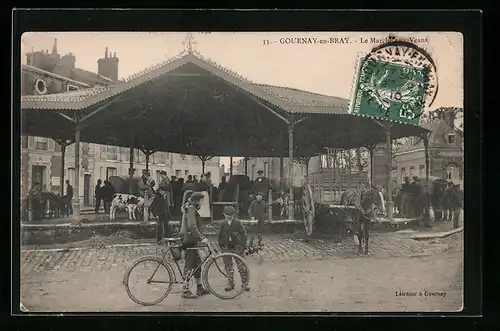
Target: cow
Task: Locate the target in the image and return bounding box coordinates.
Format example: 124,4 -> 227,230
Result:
109,193 -> 144,221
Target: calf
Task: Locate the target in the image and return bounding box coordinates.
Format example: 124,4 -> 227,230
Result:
109,193 -> 144,221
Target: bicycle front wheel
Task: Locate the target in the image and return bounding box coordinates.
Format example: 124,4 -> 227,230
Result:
123,256 -> 175,306
202,252 -> 250,300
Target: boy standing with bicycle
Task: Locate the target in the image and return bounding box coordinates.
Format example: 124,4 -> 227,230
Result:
217,206 -> 250,292
179,191 -> 210,299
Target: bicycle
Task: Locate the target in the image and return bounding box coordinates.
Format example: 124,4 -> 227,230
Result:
123,237 -> 250,306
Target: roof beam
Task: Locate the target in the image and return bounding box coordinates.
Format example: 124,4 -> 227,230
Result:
55,111 -> 77,123
79,96 -> 122,123
244,93 -> 290,125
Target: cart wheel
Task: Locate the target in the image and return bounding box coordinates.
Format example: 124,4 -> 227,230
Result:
302,182 -> 315,237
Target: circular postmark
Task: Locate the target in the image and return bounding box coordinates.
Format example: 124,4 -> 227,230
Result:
351,36 -> 438,125
365,39 -> 439,109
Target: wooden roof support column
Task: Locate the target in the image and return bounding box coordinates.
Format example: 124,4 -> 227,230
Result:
365,143 -> 376,188
244,157 -> 249,177
287,116 -> 295,220
128,130 -> 135,194
421,132 -> 432,222
53,138 -> 74,196
197,155 -> 214,175
373,119 -> 393,220
71,121 -> 82,225
140,149 -> 158,171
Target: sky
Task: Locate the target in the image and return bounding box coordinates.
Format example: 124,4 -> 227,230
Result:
21,32 -> 463,167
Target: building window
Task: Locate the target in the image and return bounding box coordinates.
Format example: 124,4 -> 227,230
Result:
105,146 -> 118,160
34,137 -> 48,150
66,84 -> 80,92
446,164 -> 459,182
155,152 -> 166,164
121,147 -> 130,162
82,143 -> 90,155
447,134 -> 456,144
67,168 -> 76,186
106,167 -> 117,180
54,141 -> 61,152
419,165 -> 425,177
401,167 -> 407,182
410,166 -> 416,179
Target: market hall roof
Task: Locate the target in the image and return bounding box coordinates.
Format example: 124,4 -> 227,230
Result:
21,51 -> 348,113
21,50 -> 429,156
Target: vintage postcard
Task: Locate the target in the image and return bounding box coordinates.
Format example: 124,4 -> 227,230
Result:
20,31 -> 463,313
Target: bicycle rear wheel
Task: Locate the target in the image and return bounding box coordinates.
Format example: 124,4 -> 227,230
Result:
202,252 -> 250,299
123,256 -> 175,306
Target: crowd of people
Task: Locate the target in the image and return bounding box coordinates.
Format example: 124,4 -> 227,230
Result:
397,176 -> 463,228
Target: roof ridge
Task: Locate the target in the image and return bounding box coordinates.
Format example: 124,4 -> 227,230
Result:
255,83 -> 346,99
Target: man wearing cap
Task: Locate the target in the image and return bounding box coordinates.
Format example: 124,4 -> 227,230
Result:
138,169 -> 155,223
248,192 -> 267,246
252,170 -> 270,202
217,205 -> 249,292
179,191 -> 210,298
156,171 -> 172,243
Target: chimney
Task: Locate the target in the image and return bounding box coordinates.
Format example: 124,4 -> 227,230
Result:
52,38 -> 58,55
97,47 -> 119,81
442,109 -> 455,128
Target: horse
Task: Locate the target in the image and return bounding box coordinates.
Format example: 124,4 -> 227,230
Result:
340,187 -> 386,256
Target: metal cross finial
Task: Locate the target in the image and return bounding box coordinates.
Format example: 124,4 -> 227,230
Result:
182,33 -> 197,53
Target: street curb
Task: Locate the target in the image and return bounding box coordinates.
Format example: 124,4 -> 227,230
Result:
410,227 -> 463,240
22,242 -> 157,253
21,219 -> 302,229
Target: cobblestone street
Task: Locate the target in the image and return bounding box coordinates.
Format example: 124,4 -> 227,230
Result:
20,233 -> 463,312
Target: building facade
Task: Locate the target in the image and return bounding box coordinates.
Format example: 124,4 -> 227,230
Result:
21,39 -> 220,206
392,112 -> 464,187
234,157 -> 306,189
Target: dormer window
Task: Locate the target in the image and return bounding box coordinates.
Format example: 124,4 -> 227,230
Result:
66,84 -> 80,92
447,134 -> 456,144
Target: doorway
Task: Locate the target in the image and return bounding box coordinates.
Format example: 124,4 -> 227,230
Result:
83,174 -> 91,206
32,165 -> 46,190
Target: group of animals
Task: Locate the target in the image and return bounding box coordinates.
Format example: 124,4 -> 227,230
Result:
22,192 -> 72,220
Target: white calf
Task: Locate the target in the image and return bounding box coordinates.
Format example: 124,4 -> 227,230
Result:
109,194 -> 144,221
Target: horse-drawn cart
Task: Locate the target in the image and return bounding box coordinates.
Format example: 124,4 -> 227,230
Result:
301,169 -> 369,237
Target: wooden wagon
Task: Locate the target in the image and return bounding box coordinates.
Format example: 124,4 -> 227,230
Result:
301,169 -> 369,237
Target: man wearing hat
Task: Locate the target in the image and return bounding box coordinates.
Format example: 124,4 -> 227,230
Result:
252,170 -> 270,202
158,171 -> 173,213
217,205 -> 249,292
179,191 -> 210,298
248,192 -> 267,246
411,176 -> 424,218
155,171 -> 172,243
138,169 -> 155,223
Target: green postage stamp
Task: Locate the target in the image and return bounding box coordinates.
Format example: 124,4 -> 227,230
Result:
350,58 -> 427,125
